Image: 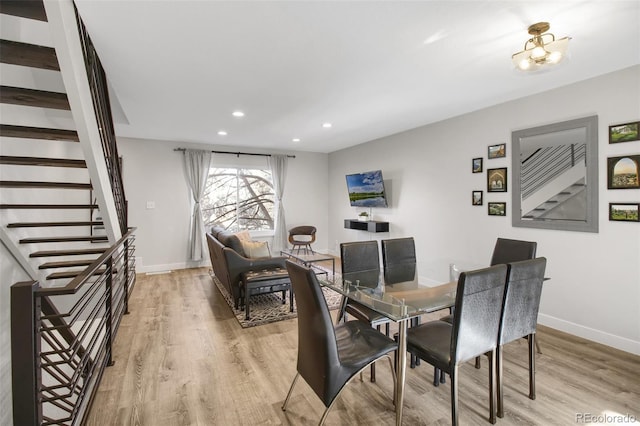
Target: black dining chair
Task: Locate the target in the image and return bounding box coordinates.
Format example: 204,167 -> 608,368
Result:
381,237 -> 417,284
381,237 -> 422,368
406,264 -> 508,425
282,260 -> 397,425
496,257 -> 547,418
435,237 -> 538,384
337,241 -> 391,382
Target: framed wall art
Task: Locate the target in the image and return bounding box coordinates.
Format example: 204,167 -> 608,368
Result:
488,143 -> 506,159
488,202 -> 506,216
472,191 -> 483,206
609,121 -> 639,144
472,157 -> 483,173
607,155 -> 640,189
609,203 -> 639,222
487,167 -> 507,192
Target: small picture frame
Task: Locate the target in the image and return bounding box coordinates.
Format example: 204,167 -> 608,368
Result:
487,167 -> 507,192
609,203 -> 640,222
488,143 -> 506,159
472,191 -> 483,206
609,121 -> 639,144
472,158 -> 483,173
607,155 -> 640,189
488,202 -> 506,216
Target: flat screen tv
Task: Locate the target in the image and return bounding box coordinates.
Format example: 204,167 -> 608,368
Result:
345,170 -> 388,207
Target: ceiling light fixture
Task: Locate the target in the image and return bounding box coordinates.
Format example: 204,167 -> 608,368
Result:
322,122 -> 332,128
512,22 -> 571,71
232,111 -> 245,117
292,138 -> 301,142
217,130 -> 227,136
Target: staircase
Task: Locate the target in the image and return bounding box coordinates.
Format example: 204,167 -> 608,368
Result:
3,2 -> 136,425
1,0 -> 118,284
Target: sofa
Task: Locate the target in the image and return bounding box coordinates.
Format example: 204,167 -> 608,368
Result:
206,225 -> 292,320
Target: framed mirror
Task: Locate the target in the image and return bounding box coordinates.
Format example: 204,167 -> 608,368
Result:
512,115 -> 598,233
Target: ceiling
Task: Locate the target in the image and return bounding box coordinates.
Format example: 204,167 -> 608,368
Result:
74,1 -> 640,154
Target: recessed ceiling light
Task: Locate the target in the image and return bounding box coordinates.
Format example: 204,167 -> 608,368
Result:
232,111 -> 245,117
292,138 -> 301,142
322,122 -> 332,128
217,130 -> 227,136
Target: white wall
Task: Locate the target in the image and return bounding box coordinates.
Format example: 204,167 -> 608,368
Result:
328,66 -> 640,354
116,137 -> 329,273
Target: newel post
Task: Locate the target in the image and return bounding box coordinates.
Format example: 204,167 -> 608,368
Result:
11,281 -> 42,425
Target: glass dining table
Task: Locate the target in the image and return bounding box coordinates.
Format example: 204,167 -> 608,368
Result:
318,265 -> 457,426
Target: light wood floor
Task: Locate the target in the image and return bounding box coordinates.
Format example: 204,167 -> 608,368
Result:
86,267 -> 640,425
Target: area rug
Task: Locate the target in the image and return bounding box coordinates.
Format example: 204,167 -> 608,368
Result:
211,272 -> 343,328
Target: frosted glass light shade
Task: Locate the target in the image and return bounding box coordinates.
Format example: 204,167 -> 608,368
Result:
512,36 -> 571,71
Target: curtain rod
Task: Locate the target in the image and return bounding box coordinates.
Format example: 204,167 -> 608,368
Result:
174,148 -> 295,158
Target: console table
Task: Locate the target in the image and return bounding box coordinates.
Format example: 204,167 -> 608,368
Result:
344,219 -> 389,233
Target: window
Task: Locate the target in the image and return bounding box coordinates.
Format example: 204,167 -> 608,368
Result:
202,167 -> 275,232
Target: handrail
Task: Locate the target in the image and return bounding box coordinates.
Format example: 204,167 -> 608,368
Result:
37,227 -> 136,296
73,4 -> 128,235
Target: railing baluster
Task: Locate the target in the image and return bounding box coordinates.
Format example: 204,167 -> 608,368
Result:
105,256 -> 114,367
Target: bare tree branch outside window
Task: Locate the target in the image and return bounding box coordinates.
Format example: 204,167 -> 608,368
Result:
202,168 -> 275,231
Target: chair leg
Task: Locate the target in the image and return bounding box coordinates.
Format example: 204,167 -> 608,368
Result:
529,333 -> 536,400
535,336 -> 542,354
335,297 -> 348,325
488,349 -> 497,424
450,365 -> 459,426
282,372 -> 300,411
433,367 -> 440,387
497,345 -> 505,418
386,355 -> 397,407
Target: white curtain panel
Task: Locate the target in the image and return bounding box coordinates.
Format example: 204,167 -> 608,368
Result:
268,154 -> 288,252
183,149 -> 212,261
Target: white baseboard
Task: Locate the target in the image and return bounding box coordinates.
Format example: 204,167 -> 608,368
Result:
136,261 -> 209,274
538,313 -> 640,355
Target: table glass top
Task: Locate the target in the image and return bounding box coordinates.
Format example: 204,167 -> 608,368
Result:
318,266 -> 456,322
281,250 -> 334,263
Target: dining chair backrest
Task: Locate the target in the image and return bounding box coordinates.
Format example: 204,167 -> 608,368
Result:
451,264 -> 508,363
285,260 -> 340,406
340,241 -> 380,288
499,258 -> 547,345
490,238 -> 537,266
381,237 -> 416,267
381,237 -> 416,284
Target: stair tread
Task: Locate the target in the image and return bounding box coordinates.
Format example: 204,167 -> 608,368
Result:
0,1 -> 47,21
31,248 -> 107,258
39,259 -> 98,269
0,204 -> 98,209
8,221 -> 103,228
0,181 -> 92,189
0,39 -> 59,70
0,86 -> 69,110
47,268 -> 109,280
0,156 -> 86,168
20,236 -> 108,244
0,124 -> 79,141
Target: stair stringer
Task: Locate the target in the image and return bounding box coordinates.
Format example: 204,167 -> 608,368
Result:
44,0 -> 121,242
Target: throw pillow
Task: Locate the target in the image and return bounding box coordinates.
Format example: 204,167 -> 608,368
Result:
234,230 -> 252,241
241,240 -> 271,258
